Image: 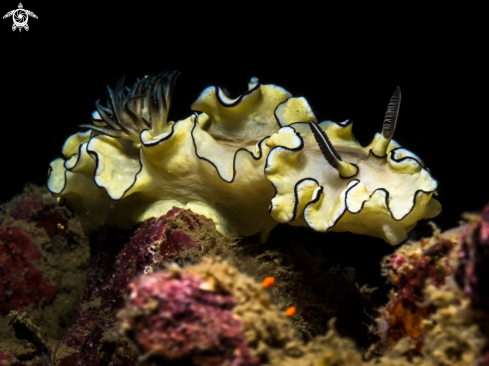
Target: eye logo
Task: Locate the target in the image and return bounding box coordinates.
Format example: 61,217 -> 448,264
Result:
3,3 -> 37,32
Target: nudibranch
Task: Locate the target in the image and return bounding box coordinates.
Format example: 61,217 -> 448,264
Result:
47,71 -> 441,244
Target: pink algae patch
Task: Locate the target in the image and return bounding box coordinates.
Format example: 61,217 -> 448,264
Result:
9,192 -> 43,221
0,350 -> 11,366
123,271 -> 260,366
0,226 -> 57,316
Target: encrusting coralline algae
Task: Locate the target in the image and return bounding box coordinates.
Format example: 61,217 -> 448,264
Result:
1,184 -> 488,365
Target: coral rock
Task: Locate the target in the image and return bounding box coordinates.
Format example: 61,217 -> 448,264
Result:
120,270 -> 260,366
379,234 -> 455,352
0,350 -> 12,366
0,225 -> 57,316
8,188 -> 43,221
57,207 -> 213,365
456,202 -> 489,315
375,216 -> 489,365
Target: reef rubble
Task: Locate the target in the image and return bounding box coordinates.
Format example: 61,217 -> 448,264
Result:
0,185 -> 488,365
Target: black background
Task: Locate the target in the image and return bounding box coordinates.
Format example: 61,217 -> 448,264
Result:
1,3 -> 484,283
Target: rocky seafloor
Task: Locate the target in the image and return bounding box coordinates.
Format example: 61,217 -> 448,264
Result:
1,185 -> 488,366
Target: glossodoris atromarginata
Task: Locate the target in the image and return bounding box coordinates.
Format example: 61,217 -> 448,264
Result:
47,71 -> 441,244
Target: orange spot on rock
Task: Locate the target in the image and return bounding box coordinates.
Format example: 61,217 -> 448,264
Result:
286,306 -> 296,317
262,277 -> 275,288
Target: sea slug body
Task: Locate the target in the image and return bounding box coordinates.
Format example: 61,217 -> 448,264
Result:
47,71 -> 441,244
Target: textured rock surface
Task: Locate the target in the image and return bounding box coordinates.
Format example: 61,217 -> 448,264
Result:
0,225 -> 57,315
1,185 -> 488,365
374,220 -> 489,365
456,203 -> 489,316
0,184 -> 89,364
120,268 -> 260,366
55,207 -> 217,365
0,350 -> 11,366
